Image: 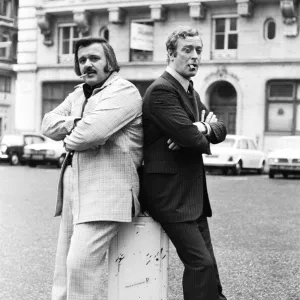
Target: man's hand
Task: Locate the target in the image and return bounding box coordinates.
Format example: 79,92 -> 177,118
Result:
193,122 -> 207,134
167,139 -> 181,151
201,110 -> 218,123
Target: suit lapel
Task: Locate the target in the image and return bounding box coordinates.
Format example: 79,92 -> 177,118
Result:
161,71 -> 197,121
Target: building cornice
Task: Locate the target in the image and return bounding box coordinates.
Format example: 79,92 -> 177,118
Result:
34,0 -> 250,14
33,58 -> 300,72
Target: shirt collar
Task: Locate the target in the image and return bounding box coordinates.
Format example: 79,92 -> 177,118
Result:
166,66 -> 190,92
82,72 -> 113,99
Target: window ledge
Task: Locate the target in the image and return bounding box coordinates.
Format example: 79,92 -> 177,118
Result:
264,131 -> 294,136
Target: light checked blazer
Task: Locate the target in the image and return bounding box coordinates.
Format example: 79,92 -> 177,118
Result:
42,72 -> 143,224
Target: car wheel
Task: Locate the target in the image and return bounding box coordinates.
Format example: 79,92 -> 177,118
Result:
57,155 -> 65,168
28,161 -> 37,168
257,161 -> 265,175
269,170 -> 275,179
233,160 -> 242,175
10,153 -> 20,165
222,168 -> 228,175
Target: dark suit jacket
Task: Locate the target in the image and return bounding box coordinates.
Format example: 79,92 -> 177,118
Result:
141,71 -> 227,223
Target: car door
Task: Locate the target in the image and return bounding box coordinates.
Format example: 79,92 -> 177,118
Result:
238,139 -> 252,168
247,139 -> 262,168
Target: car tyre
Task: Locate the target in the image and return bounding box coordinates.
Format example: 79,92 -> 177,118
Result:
222,168 -> 229,175
257,161 -> 265,175
233,160 -> 242,175
269,170 -> 275,179
10,153 -> 20,165
28,161 -> 37,168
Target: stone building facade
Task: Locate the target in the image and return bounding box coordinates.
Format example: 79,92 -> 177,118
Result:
15,0 -> 300,152
0,0 -> 18,136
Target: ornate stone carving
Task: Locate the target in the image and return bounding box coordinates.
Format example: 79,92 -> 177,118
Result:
204,66 -> 239,82
150,4 -> 167,22
236,0 -> 253,17
73,10 -> 91,35
280,0 -> 298,36
188,2 -> 206,20
37,12 -> 53,46
280,0 -> 297,24
108,7 -> 125,24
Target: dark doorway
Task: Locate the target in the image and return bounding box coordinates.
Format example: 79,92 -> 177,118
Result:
209,81 -> 237,134
129,80 -> 153,97
42,82 -> 81,118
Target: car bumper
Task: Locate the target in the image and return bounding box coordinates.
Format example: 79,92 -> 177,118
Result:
0,153 -> 9,161
269,164 -> 300,173
204,162 -> 237,168
23,154 -> 59,164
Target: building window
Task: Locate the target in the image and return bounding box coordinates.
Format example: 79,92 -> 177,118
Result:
42,82 -> 80,117
264,19 -> 276,40
130,20 -> 154,62
0,33 -> 9,58
58,24 -> 81,63
266,81 -> 300,134
99,26 -> 109,41
212,16 -> 238,59
0,76 -> 11,93
0,0 -> 17,19
0,0 -> 8,17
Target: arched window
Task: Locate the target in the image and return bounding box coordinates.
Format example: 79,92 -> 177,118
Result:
264,19 -> 276,40
99,26 -> 109,41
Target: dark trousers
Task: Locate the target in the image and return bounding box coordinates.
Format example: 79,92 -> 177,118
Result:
161,216 -> 226,300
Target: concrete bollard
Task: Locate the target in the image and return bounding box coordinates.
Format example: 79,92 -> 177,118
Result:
108,215 -> 169,300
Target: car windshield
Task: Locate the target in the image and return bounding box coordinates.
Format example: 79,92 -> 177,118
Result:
212,138 -> 236,148
277,138 -> 300,150
0,134 -> 23,146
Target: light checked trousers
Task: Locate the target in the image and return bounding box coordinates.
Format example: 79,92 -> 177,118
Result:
52,166 -> 121,300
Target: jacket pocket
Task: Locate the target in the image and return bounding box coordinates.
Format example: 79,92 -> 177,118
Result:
145,161 -> 178,174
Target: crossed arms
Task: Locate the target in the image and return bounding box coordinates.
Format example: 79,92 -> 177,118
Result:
147,85 -> 227,153
42,83 -> 141,151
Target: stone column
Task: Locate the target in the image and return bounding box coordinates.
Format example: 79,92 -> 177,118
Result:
14,0 -> 38,132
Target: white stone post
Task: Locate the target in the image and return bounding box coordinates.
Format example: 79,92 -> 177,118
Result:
108,215 -> 169,300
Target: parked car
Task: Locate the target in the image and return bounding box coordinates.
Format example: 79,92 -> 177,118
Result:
23,139 -> 66,168
203,134 -> 266,175
267,136 -> 300,179
0,133 -> 45,165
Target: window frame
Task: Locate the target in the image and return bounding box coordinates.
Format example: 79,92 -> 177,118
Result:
0,0 -> 9,17
265,80 -> 300,135
99,26 -> 109,41
58,23 -> 82,63
0,75 -> 11,93
0,32 -> 11,59
212,14 -> 238,60
129,18 -> 154,62
264,18 -> 276,41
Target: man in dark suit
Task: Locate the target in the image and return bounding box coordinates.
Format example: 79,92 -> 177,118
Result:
141,26 -> 227,300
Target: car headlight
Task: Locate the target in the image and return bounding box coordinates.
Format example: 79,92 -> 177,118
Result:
268,158 -> 279,164
46,149 -> 55,156
0,145 -> 7,153
24,148 -> 32,155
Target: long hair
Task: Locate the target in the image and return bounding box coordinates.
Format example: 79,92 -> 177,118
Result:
165,26 -> 201,63
74,37 -> 120,76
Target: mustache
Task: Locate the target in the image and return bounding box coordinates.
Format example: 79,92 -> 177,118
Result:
83,67 -> 96,74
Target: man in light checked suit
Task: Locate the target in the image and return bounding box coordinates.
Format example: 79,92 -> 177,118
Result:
42,37 -> 143,300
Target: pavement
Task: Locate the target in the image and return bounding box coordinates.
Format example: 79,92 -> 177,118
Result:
0,165 -> 299,300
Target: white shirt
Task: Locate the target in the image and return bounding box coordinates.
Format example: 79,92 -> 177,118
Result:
165,66 -> 211,135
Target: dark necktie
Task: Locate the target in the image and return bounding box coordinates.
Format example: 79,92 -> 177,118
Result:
188,80 -> 199,121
